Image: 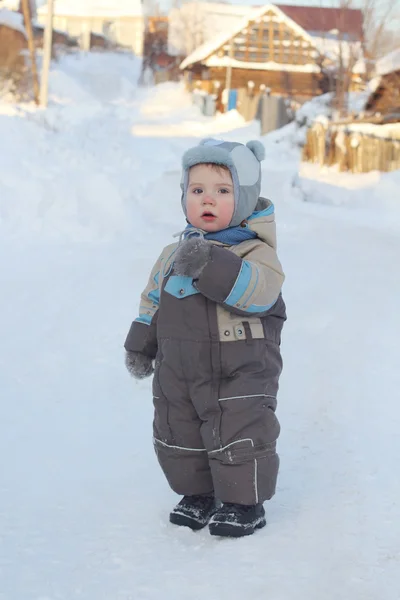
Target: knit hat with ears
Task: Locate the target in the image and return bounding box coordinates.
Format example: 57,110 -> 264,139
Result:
180,138 -> 265,227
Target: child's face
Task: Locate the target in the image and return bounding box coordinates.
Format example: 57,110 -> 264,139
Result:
186,164 -> 235,232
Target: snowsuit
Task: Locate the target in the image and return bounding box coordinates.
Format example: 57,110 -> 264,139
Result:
124,198 -> 286,505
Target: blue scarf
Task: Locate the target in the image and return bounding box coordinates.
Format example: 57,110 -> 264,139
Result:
184,223 -> 257,245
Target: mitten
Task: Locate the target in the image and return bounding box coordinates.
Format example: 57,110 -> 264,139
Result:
173,237 -> 212,279
125,351 -> 154,379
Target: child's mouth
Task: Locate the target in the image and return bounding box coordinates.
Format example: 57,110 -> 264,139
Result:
201,212 -> 217,222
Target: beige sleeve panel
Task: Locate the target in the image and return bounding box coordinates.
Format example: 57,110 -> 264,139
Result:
224,242 -> 285,314
194,240 -> 284,317
136,256 -> 163,326
124,248 -> 172,359
136,243 -> 177,325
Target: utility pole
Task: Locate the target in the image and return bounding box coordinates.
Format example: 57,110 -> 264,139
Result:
21,0 -> 40,105
224,37 -> 234,111
81,21 -> 91,52
40,0 -> 54,107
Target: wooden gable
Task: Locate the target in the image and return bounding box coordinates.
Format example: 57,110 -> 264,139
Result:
366,70 -> 400,115
211,6 -> 316,67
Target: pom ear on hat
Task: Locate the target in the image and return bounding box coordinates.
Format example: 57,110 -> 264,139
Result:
246,140 -> 265,162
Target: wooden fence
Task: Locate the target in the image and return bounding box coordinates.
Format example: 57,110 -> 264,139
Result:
303,120 -> 400,173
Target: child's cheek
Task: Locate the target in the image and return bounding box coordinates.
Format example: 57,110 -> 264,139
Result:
219,199 -> 235,227
186,198 -> 201,226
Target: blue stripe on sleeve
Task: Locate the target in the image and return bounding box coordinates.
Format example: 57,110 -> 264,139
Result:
224,260 -> 252,307
135,314 -> 152,325
239,264 -> 259,309
148,271 -> 160,305
245,297 -> 278,313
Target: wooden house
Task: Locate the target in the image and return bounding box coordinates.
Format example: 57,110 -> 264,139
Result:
0,8 -> 26,76
37,0 -> 144,55
32,23 -> 79,51
180,3 -> 364,102
365,49 -> 400,117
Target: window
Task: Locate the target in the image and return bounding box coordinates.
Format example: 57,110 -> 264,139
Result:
250,29 -> 259,41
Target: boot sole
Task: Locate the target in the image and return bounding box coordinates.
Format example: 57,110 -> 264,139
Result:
209,517 -> 266,538
169,512 -> 209,531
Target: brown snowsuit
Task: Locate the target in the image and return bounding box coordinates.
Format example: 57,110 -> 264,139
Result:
125,198 -> 286,505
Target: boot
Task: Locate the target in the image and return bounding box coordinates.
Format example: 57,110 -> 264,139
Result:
209,502 -> 266,537
169,494 -> 219,531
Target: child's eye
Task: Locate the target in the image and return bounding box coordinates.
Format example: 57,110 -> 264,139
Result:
219,188 -> 230,194
193,188 -> 203,194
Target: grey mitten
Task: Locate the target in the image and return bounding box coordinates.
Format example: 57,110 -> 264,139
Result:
173,237 -> 213,279
125,351 -> 154,379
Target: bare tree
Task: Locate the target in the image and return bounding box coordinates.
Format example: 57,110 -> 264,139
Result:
168,2 -> 206,57
313,0 -> 363,115
362,0 -> 400,59
313,0 -> 397,115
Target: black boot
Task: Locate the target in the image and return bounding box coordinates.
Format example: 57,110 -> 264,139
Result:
209,503 -> 266,537
169,494 -> 219,531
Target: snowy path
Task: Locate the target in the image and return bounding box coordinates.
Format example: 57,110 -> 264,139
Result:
1,67 -> 400,600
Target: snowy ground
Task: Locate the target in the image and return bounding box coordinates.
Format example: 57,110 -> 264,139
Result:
1,53 -> 400,600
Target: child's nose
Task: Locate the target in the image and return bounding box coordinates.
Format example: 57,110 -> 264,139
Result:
203,194 -> 216,204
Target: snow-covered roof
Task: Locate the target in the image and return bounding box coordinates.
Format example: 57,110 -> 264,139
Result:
352,57 -> 366,74
179,30 -> 236,70
333,121 -> 400,139
0,7 -> 26,34
376,48 -> 400,77
38,0 -> 143,18
206,55 -> 320,73
180,4 -> 316,70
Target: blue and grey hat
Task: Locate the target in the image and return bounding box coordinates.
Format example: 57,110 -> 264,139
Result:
181,138 -> 265,227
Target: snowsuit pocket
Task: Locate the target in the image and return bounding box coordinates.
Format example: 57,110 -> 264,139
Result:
208,438 -> 279,505
152,350 -> 174,444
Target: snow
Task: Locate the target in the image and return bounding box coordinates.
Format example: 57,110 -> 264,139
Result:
0,6 -> 26,34
179,31 -> 233,70
367,75 -> 383,95
295,162 -> 400,230
352,56 -> 366,74
337,122 -> 400,138
376,47 -> 400,77
205,55 -> 320,72
38,0 -> 143,18
1,51 -> 400,600
347,90 -> 371,114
